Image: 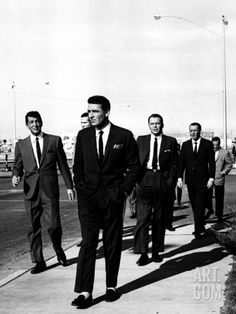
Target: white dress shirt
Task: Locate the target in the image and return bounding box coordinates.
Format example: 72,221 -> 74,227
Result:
192,137 -> 201,152
95,122 -> 111,156
30,132 -> 44,168
147,134 -> 162,170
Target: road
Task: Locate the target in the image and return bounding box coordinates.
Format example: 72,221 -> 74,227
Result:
0,171 -> 235,282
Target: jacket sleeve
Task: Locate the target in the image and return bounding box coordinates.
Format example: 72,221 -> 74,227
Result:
122,132 -> 141,195
56,137 -> 73,189
222,150 -> 233,175
208,141 -> 216,179
72,131 -> 84,190
12,142 -> 24,179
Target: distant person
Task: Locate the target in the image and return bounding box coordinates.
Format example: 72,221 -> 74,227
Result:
72,96 -> 140,308
134,114 -> 178,266
205,137 -> 233,222
177,122 -> 215,239
80,112 -> 91,129
12,111 -> 74,274
176,143 -> 182,206
232,144 -> 236,163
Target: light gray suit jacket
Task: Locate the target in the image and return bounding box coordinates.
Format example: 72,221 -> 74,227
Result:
214,148 -> 233,186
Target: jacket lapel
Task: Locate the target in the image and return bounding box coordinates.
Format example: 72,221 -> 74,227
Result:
40,133 -> 49,167
25,136 -> 38,166
102,124 -> 116,165
159,134 -> 167,156
140,135 -> 150,165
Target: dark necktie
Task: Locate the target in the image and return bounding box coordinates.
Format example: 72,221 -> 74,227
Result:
98,130 -> 104,163
36,137 -> 41,164
193,141 -> 198,160
152,137 -> 158,170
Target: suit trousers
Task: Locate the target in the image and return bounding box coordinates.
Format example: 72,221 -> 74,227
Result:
134,171 -> 165,255
215,185 -> 225,219
187,184 -> 207,234
74,186 -> 124,293
24,185 -> 62,263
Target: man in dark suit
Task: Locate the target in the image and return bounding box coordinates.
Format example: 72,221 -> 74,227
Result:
134,114 -> 178,266
72,96 -> 140,308
177,122 -> 215,239
12,111 -> 74,274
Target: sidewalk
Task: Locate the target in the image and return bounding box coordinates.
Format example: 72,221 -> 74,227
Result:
0,222 -> 232,314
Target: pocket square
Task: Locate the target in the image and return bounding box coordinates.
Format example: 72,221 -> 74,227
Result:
164,149 -> 171,152
113,144 -> 124,149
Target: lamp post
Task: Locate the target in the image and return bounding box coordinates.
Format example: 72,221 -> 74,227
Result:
11,81 -> 50,144
154,15 -> 229,148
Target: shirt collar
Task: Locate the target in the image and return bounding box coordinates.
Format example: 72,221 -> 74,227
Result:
30,132 -> 43,142
192,137 -> 201,144
95,122 -> 111,136
151,133 -> 162,140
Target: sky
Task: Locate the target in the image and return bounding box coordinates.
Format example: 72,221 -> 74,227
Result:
1,0 -> 236,143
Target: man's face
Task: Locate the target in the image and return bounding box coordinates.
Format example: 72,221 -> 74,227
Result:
27,116 -> 42,136
212,140 -> 220,152
148,117 -> 163,136
88,103 -> 109,128
189,125 -> 201,141
80,117 -> 91,129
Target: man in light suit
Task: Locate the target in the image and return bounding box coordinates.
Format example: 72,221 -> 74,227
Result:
12,111 -> 74,274
177,122 -> 215,239
72,96 -> 140,308
205,136 -> 233,222
134,114 -> 178,266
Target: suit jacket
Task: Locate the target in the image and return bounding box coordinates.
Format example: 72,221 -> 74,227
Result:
137,134 -> 178,189
214,148 -> 233,185
13,133 -> 73,199
73,123 -> 140,201
178,138 -> 215,187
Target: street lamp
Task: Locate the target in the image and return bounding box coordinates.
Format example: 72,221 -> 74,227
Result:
11,81 -> 50,144
154,15 -> 229,148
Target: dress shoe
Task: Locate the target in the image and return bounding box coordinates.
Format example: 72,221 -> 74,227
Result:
31,262 -> 46,274
166,225 -> 176,231
76,240 -> 83,247
130,213 -> 137,219
136,253 -> 149,266
105,289 -> 120,302
57,251 -> 67,267
205,210 -> 214,219
152,254 -> 163,263
194,233 -> 203,240
71,295 -> 92,308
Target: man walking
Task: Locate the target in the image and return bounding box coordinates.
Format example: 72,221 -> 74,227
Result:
205,136 -> 233,222
134,114 -> 178,266
177,122 -> 215,239
72,95 -> 140,308
12,111 -> 74,274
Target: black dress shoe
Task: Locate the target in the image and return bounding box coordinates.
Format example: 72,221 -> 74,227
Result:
71,295 -> 92,308
166,225 -> 176,231
152,254 -> 163,263
31,262 -> 46,274
57,251 -> 67,267
105,289 -> 120,302
136,253 -> 149,266
194,233 -> 203,240
130,213 -> 137,219
205,210 -> 214,219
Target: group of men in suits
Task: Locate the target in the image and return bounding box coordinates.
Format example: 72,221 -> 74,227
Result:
12,96 -> 232,309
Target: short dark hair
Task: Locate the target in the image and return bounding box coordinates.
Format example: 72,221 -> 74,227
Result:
212,136 -> 221,144
148,113 -> 164,124
81,112 -> 89,118
189,122 -> 201,131
25,111 -> 43,125
87,95 -> 111,112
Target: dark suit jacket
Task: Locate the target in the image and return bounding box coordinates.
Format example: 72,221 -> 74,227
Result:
178,138 -> 215,187
13,133 -> 73,199
137,134 -> 178,189
73,123 -> 140,201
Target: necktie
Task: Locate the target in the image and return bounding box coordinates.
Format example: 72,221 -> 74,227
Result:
36,137 -> 41,165
152,137 -> 158,170
98,130 -> 104,163
193,141 -> 198,160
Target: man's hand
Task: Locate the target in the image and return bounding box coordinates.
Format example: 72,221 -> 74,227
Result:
67,189 -> 75,202
177,178 -> 183,189
12,175 -> 20,187
207,178 -> 214,189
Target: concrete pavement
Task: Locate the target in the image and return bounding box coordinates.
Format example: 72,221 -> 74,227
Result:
0,222 -> 232,314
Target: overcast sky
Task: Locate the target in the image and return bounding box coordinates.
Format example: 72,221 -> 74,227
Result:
1,0 -> 236,141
